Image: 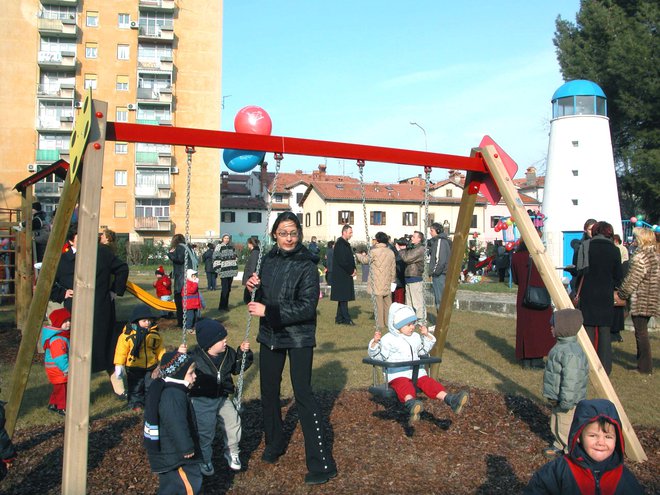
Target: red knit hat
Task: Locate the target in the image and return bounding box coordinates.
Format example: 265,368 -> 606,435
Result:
49,308 -> 71,328
155,265 -> 165,276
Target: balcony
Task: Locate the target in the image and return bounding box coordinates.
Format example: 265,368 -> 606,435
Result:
138,22 -> 174,41
40,0 -> 78,5
37,83 -> 75,100
38,51 -> 77,70
135,184 -> 171,199
35,182 -> 64,197
134,216 -> 172,232
136,87 -> 172,104
137,57 -> 173,73
139,0 -> 176,11
38,17 -> 78,38
36,149 -> 65,162
36,116 -> 74,132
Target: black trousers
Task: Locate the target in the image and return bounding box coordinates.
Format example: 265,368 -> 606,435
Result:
126,366 -> 154,408
259,344 -> 335,474
205,271 -> 217,290
335,301 -> 350,323
174,292 -> 184,327
218,277 -> 232,310
157,464 -> 202,495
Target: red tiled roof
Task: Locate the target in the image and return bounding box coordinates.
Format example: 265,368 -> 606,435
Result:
513,176 -> 545,187
267,171 -> 359,194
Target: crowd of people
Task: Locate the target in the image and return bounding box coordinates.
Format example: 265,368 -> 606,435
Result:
1,208 -> 656,493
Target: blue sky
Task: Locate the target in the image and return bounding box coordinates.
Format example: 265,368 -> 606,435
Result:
221,1 -> 581,183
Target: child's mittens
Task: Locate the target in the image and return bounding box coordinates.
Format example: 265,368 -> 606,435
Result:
114,365 -> 125,378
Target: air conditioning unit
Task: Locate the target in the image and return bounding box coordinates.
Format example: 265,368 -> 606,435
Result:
130,21 -> 139,29
170,167 -> 179,174
127,103 -> 137,111
74,101 -> 83,109
27,164 -> 37,173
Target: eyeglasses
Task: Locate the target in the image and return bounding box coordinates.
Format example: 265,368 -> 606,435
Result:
277,231 -> 299,238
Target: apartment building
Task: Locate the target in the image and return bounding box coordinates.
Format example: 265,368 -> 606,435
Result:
1,0 -> 222,242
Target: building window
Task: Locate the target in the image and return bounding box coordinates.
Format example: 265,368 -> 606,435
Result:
118,13 -> 130,28
305,213 -> 311,227
572,199 -> 578,205
247,212 -> 261,223
115,142 -> 128,154
446,189 -> 453,198
572,169 -> 578,176
402,212 -> 417,226
116,107 -> 128,123
117,44 -> 130,60
572,140 -> 579,147
338,211 -> 354,225
296,192 -> 304,204
114,170 -> 127,186
370,211 -> 386,226
296,213 -> 303,224
86,11 -> 99,27
273,194 -> 283,203
135,199 -> 170,218
114,201 -> 127,218
84,74 -> 97,90
427,213 -> 435,225
116,75 -> 129,91
221,211 -> 235,223
85,42 -> 98,59
316,211 -> 322,225
490,216 -> 501,228
471,215 -> 477,229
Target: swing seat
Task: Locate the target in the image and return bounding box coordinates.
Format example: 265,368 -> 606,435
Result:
362,356 -> 442,400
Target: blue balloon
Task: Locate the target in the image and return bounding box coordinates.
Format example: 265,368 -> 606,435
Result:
223,148 -> 265,173
635,220 -> 644,227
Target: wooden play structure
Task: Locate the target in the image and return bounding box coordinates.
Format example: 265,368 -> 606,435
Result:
5,91 -> 647,494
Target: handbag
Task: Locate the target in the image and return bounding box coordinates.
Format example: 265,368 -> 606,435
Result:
613,290 -> 626,307
571,276 -> 584,308
522,257 -> 551,310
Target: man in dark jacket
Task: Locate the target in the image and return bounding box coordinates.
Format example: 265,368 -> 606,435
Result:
201,242 -> 216,291
331,224 -> 356,325
428,222 -> 452,312
50,223 -> 129,375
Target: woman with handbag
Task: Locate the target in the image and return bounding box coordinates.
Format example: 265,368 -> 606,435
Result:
615,227 -> 659,375
511,238 -> 555,368
575,221 -> 622,376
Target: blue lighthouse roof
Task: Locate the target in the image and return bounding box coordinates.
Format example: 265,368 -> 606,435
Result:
552,80 -> 606,101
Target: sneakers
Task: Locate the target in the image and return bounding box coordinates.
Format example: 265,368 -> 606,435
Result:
304,469 -> 337,485
200,462 -> 215,476
444,390 -> 469,415
405,399 -> 423,424
224,451 -> 241,471
47,404 -> 57,412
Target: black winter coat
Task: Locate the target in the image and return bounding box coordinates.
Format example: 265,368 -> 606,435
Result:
202,247 -> 215,273
330,237 -> 355,302
189,345 -> 253,398
251,243 -> 320,349
167,244 -> 195,293
50,243 -> 128,373
578,236 -> 622,327
147,382 -> 201,473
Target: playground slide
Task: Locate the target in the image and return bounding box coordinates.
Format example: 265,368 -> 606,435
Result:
125,281 -> 176,312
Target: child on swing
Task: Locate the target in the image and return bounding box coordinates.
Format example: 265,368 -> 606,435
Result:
114,304 -> 165,411
183,319 -> 253,476
368,302 -> 469,423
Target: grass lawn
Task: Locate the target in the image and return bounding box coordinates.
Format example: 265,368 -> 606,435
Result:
1,271 -> 658,431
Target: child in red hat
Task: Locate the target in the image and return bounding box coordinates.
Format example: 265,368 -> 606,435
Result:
153,266 -> 173,318
40,308 -> 72,415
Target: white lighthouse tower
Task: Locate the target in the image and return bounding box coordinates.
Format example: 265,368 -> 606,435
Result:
542,79 -> 622,283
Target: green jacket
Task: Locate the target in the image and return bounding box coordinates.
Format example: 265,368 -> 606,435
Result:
543,336 -> 588,411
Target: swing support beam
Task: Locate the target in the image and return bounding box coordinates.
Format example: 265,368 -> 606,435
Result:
6,95 -> 645,495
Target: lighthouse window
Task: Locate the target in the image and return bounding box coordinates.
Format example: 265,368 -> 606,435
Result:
557,97 -> 573,117
575,95 -> 594,115
572,199 -> 579,205
572,141 -> 579,147
572,170 -> 578,176
596,96 -> 606,116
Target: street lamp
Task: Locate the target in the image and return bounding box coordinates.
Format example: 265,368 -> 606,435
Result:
409,121 -> 428,151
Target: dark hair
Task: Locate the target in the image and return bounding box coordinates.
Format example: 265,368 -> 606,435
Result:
66,223 -> 78,242
170,233 -> 185,248
592,221 -> 614,239
375,232 -> 389,244
613,234 -> 622,244
102,228 -> 116,243
342,224 -> 352,233
430,222 -> 442,233
395,237 -> 408,246
413,231 -> 425,243
271,211 -> 303,241
247,236 -> 260,248
207,242 -> 214,249
584,218 -> 597,231
327,240 -> 335,248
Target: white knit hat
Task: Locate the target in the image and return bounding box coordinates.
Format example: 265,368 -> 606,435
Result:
186,269 -> 198,281
390,303 -> 417,330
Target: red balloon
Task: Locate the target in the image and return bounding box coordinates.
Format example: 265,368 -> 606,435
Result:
505,242 -> 514,251
502,223 -> 509,230
234,106 -> 272,135
472,232 -> 478,238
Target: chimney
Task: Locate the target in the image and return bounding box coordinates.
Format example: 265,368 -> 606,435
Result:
525,166 -> 537,186
295,169 -> 303,174
221,171 -> 229,188
318,164 -> 327,175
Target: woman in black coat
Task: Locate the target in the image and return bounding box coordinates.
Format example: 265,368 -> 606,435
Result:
167,234 -> 197,327
330,225 -> 356,325
246,212 -> 337,485
576,221 -> 622,375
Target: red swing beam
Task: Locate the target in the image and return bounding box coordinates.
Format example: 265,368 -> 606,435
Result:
106,122 -> 488,173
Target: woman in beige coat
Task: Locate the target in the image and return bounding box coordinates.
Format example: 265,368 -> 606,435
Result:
356,232 -> 396,329
615,227 -> 659,375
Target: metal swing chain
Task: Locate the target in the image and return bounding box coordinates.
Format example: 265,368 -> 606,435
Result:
234,153 -> 283,412
180,146 -> 195,346
358,161 -> 379,332
421,166 -> 432,326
